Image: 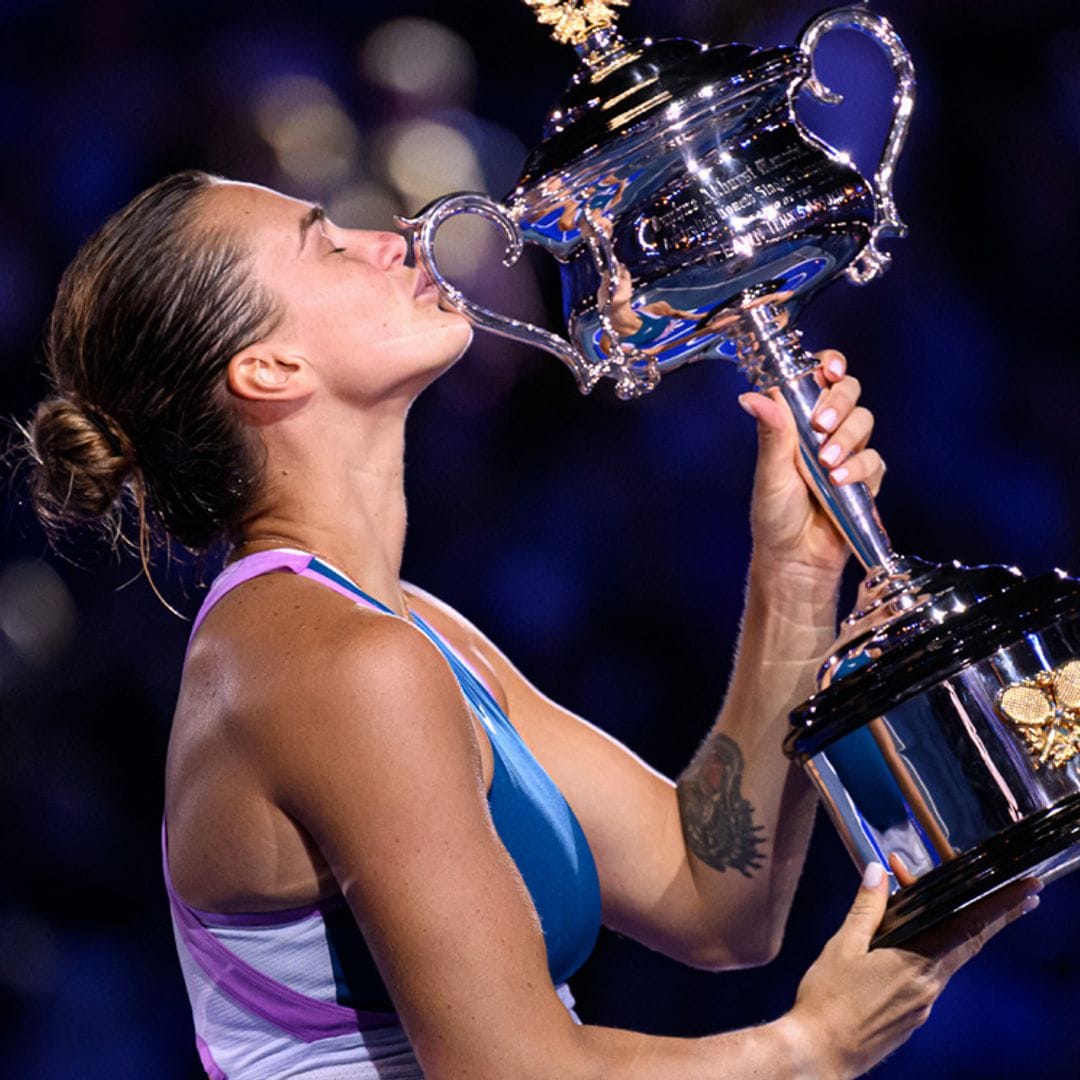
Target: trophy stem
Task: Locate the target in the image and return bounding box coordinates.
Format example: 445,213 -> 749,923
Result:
737,302 -> 899,576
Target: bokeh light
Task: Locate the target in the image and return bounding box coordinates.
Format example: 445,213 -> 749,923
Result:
0,560 -> 76,668
253,74 -> 361,186
327,179 -> 403,231
381,118 -> 484,210
360,18 -> 477,104
379,117 -> 499,276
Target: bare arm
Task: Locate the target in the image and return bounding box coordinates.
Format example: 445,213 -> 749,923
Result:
239,608 -> 805,1078
230,593 -> 1035,1079
675,352 -> 886,963
443,560 -> 832,971
674,561 -> 837,965
432,353 -> 879,969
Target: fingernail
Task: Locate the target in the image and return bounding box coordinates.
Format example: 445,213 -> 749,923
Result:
738,394 -> 757,417
862,862 -> 886,889
1021,895 -> 1041,915
817,407 -> 838,431
827,359 -> 845,378
831,465 -> 850,484
820,443 -> 842,466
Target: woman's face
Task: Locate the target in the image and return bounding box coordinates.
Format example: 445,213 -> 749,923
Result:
202,181 -> 473,405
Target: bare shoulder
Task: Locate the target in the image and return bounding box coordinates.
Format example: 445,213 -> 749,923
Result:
402,581 -> 510,703
167,571 -> 488,909
181,572 -> 470,756
400,582 -> 587,740
401,580 -> 489,648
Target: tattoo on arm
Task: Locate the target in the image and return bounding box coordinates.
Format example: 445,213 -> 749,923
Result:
677,734 -> 766,878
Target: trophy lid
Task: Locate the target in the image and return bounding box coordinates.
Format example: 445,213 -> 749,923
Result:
515,36 -> 804,190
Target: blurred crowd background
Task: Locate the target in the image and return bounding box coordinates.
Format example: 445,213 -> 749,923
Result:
1,0 -> 1078,1075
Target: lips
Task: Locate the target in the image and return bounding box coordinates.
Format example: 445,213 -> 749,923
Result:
413,265 -> 437,298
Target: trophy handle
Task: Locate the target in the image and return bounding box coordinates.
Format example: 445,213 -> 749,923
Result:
797,6 -> 916,286
396,193 -> 601,394
576,207 -> 662,400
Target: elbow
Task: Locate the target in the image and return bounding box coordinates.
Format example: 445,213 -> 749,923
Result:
727,920 -> 786,969
730,930 -> 784,970
678,924 -> 784,972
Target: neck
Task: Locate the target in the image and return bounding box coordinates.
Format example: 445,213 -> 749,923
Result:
236,399 -> 411,616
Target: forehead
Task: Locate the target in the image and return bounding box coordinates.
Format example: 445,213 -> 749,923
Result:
197,181 -> 311,242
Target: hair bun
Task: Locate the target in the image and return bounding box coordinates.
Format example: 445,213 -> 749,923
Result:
26,396 -> 135,526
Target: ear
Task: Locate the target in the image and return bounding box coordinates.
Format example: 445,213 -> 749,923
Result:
227,348 -> 314,403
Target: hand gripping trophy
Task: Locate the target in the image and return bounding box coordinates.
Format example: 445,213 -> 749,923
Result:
398,0 -> 1080,946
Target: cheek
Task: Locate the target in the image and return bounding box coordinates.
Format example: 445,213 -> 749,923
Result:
305,287 -> 398,351
351,285 -> 390,323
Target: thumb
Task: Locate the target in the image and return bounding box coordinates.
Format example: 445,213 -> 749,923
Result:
838,862 -> 889,950
739,390 -> 798,480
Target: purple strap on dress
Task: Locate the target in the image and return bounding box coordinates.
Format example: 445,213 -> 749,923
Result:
195,1034 -> 228,1080
182,893 -> 347,930
164,826 -> 398,1042
187,548 -> 386,655
189,547 -> 501,697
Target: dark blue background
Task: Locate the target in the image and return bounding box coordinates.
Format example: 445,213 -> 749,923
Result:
1,1 -> 1078,1076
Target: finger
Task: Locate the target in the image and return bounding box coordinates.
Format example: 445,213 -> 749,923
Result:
887,851 -> 918,889
818,405 -> 874,470
837,862 -> 890,951
739,390 -> 797,446
828,449 -> 886,494
738,390 -> 788,432
812,375 -> 862,435
739,390 -> 804,495
905,879 -> 1042,976
813,349 -> 848,389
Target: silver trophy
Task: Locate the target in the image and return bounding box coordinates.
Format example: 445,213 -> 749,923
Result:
398,1 -> 1080,946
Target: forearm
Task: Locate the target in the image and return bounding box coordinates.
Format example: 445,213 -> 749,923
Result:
567,1014 -> 816,1080
443,1011 -> 818,1080
675,557 -> 841,958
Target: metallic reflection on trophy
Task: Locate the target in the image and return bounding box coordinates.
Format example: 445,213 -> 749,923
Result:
398,1 -> 1080,947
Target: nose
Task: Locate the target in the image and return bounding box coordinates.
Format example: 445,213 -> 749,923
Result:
369,231 -> 408,271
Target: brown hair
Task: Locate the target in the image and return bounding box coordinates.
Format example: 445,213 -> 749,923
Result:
22,171 -> 279,566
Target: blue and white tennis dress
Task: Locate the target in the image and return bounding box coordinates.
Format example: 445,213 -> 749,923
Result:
166,549 -> 601,1078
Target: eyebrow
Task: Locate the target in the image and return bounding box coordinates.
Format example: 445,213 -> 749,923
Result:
299,204 -> 327,250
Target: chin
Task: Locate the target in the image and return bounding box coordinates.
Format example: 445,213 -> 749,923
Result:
450,320 -> 475,358
411,319 -> 474,390
435,308 -> 475,360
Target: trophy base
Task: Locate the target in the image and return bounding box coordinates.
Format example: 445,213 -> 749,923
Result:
873,791 -> 1080,948
788,569 -> 1080,945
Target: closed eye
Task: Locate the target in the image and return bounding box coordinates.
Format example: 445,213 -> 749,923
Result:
329,246 -> 347,255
